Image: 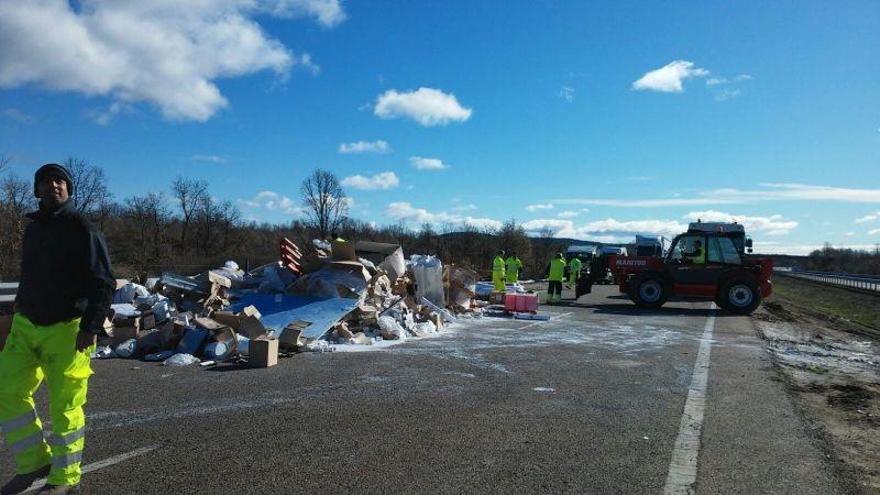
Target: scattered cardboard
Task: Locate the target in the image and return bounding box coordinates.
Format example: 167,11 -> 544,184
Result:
240,315 -> 268,340
334,322 -> 354,340
242,305 -> 262,320
210,311 -> 242,331
208,270 -> 232,288
280,320 -> 311,349
112,326 -> 138,345
331,240 -> 358,261
194,317 -> 227,332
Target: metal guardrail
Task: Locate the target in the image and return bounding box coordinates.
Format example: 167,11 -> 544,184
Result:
778,270 -> 880,294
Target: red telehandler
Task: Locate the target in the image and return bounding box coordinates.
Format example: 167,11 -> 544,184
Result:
576,222 -> 773,314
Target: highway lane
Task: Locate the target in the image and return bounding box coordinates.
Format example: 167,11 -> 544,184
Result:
0,286 -> 849,493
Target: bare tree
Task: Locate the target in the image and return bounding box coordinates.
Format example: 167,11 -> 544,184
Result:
0,156 -> 33,279
171,176 -> 208,250
300,169 -> 349,239
125,192 -> 170,263
63,157 -> 112,216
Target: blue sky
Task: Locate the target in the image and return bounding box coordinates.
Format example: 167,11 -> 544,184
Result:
1,0 -> 878,254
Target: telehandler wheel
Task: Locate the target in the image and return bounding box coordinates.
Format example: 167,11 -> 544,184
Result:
719,279 -> 761,315
630,275 -> 668,309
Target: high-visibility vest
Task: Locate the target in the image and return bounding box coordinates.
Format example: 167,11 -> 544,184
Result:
505,257 -> 522,274
569,257 -> 582,274
549,258 -> 567,281
688,248 -> 705,264
492,256 -> 506,275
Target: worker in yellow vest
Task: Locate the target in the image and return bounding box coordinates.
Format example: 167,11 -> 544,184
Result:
492,250 -> 506,292
685,239 -> 705,264
547,252 -> 567,303
567,256 -> 582,288
505,252 -> 522,284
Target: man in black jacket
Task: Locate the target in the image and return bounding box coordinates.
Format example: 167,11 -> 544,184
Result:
0,163 -> 114,495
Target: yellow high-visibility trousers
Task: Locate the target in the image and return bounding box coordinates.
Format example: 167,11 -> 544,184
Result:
492,272 -> 506,292
0,314 -> 94,486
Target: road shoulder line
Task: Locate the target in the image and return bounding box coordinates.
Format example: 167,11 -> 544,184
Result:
663,303 -> 716,494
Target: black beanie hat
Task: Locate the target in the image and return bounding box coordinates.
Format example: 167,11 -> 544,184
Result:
33,163 -> 74,198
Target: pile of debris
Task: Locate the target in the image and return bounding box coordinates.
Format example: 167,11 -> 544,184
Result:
94,239 -> 481,368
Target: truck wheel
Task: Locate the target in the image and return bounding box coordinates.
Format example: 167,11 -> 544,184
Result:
719,280 -> 761,314
630,275 -> 668,309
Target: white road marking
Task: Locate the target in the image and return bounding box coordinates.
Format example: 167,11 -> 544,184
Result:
519,311 -> 572,330
663,303 -> 717,494
22,445 -> 159,493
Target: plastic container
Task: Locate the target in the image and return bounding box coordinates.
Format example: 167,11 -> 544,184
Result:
515,294 -> 538,312
504,294 -> 518,312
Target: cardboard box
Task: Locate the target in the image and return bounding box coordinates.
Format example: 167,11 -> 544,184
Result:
210,311 -> 242,330
139,311 -> 156,331
115,316 -> 141,329
194,317 -> 227,332
159,321 -> 185,349
249,338 -> 278,368
208,270 -> 232,288
241,305 -> 262,320
112,326 -> 138,345
240,315 -> 267,340
280,320 -> 310,348
331,240 -> 357,261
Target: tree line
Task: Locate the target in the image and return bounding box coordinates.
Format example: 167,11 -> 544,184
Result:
0,157 -> 568,282
802,244 -> 880,275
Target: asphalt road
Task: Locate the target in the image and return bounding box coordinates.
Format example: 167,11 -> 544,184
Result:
1,286 -> 852,494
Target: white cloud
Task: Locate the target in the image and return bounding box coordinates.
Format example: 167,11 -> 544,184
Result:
374,87 -> 472,126
1,108 -> 33,123
632,60 -> 709,93
338,140 -> 390,154
844,232 -> 856,237
559,85 -> 574,102
754,242 -> 880,255
583,218 -> 687,236
683,210 -> 798,236
190,154 -> 227,163
385,202 -> 502,230
521,219 -> 578,237
341,171 -> 399,190
855,211 -> 880,223
451,203 -> 478,212
706,74 -> 753,86
238,190 -> 303,215
0,1 -> 339,122
261,0 -> 346,27
520,217 -> 686,239
557,210 -> 579,218
526,203 -> 554,212
409,156 -> 448,170
870,229 -> 880,236
714,88 -> 741,101
553,183 -> 880,208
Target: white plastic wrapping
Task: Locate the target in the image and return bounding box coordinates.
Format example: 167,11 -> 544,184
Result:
410,255 -> 445,307
378,315 -> 407,341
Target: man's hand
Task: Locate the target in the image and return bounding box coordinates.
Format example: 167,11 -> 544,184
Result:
75,331 -> 97,352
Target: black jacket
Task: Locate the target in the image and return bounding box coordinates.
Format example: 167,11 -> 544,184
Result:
15,200 -> 115,333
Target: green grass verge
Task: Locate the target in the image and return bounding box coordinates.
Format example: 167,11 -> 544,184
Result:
771,275 -> 880,330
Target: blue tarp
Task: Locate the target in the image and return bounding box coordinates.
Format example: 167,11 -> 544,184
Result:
230,293 -> 359,341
